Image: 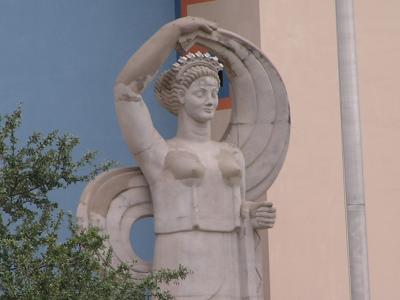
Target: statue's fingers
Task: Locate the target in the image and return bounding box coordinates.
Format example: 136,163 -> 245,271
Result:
208,21 -> 218,30
256,202 -> 273,209
256,217 -> 275,225
251,209 -> 272,217
256,207 -> 274,212
255,211 -> 275,217
196,17 -> 217,30
200,23 -> 215,33
256,207 -> 276,213
255,216 -> 275,222
257,221 -> 274,228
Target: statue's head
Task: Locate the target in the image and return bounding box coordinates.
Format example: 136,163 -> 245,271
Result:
155,52 -> 223,121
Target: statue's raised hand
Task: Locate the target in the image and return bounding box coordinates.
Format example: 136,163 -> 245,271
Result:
169,16 -> 217,35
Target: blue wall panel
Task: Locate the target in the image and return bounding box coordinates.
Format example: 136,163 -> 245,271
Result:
0,0 -> 177,261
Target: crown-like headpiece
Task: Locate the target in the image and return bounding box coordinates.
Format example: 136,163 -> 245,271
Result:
154,51 -> 223,115
172,51 -> 224,77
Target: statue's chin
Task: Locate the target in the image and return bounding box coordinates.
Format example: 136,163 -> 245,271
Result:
191,111 -> 216,123
193,117 -> 213,124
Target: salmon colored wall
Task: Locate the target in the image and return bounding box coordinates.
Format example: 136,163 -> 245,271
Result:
260,1 -> 350,299
355,0 -> 400,298
261,0 -> 400,299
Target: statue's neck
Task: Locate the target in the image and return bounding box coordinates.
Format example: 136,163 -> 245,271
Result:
176,110 -> 211,143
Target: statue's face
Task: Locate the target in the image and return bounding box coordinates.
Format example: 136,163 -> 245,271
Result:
182,76 -> 219,123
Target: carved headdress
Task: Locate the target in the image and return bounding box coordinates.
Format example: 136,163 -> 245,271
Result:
155,51 -> 223,115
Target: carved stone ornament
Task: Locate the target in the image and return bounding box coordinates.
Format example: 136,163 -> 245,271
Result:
77,17 -> 289,300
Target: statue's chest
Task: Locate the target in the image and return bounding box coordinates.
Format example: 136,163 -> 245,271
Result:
163,142 -> 242,187
151,140 -> 243,233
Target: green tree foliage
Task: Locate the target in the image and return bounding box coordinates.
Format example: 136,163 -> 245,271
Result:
0,107 -> 187,299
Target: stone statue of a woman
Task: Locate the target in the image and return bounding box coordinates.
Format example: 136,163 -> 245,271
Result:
113,17 -> 276,299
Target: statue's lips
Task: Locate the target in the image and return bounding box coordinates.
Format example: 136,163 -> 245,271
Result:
203,108 -> 214,113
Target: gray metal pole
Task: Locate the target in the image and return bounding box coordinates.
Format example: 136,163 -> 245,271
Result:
335,1 -> 371,299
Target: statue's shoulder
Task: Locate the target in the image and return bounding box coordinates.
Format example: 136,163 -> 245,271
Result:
165,138 -> 179,148
165,137 -> 194,151
217,141 -> 242,154
214,141 -> 244,165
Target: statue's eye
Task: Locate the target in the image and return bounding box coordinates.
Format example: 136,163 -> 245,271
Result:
194,90 -> 206,97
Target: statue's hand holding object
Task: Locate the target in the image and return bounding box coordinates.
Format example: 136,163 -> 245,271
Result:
247,201 -> 277,229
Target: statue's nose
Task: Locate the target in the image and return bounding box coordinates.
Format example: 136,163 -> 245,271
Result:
205,93 -> 217,106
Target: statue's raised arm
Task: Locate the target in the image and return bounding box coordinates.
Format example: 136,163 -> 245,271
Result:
115,17 -> 216,89
114,17 -> 217,183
